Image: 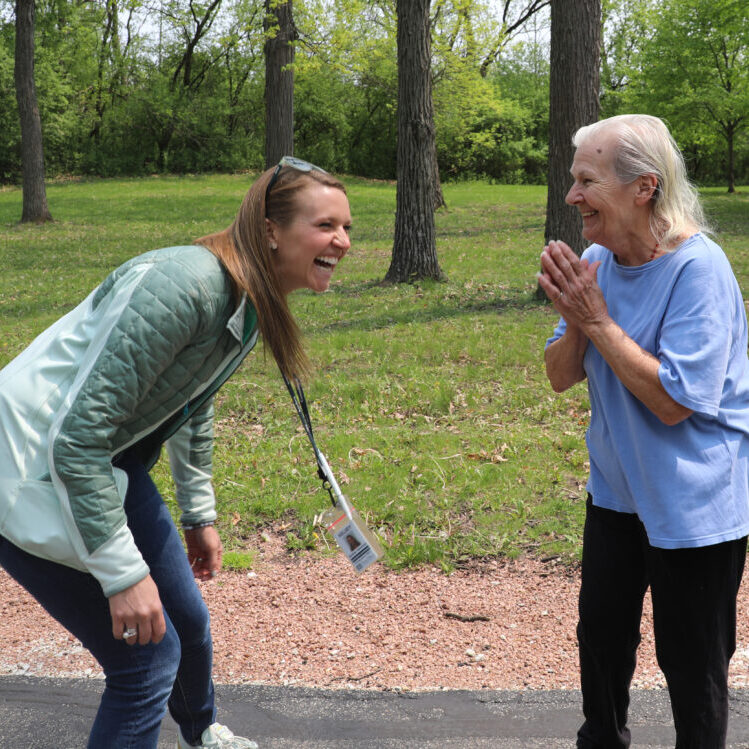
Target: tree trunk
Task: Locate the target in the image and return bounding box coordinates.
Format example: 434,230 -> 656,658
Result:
14,0 -> 52,223
727,124 -> 735,194
385,0 -> 445,284
543,0 -> 600,254
264,0 -> 296,169
432,158 -> 446,210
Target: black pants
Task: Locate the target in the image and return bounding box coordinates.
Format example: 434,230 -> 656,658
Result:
576,496 -> 747,749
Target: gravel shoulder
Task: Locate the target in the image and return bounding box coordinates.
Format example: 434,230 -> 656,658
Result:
2,534 -> 749,692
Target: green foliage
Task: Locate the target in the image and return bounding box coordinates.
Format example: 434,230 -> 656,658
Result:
601,0 -> 749,189
3,0 -> 748,187
0,33 -> 18,182
0,0 -> 557,184
285,525 -> 319,552
36,56 -> 80,174
223,549 -> 257,569
434,57 -> 546,183
293,67 -> 357,174
429,4 -> 549,183
599,0 -> 651,117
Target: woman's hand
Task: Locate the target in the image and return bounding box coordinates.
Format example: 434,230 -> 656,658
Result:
108,574 -> 166,645
185,524 -> 223,581
540,241 -> 693,425
538,240 -> 606,331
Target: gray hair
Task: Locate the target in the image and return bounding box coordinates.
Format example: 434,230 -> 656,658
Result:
573,114 -> 709,247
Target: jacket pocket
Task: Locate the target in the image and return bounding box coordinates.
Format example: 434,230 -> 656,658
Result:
0,479 -> 85,572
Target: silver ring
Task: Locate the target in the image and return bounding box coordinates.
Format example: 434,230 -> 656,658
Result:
123,627 -> 137,639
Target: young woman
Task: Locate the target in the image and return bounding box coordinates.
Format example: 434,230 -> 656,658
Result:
0,157 -> 352,748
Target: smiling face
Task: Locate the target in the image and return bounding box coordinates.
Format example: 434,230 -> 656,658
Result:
267,183 -> 352,295
565,131 -> 642,250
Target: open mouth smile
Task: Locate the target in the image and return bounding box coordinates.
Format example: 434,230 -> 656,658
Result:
314,255 -> 339,270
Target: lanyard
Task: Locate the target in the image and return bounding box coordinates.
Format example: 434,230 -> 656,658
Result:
281,372 -> 352,517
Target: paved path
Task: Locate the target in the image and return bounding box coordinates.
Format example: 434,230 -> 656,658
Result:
2,677 -> 749,747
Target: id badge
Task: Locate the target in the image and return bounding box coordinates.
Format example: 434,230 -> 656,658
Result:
321,500 -> 384,573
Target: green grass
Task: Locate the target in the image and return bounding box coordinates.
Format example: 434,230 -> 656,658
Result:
2,177 -> 748,571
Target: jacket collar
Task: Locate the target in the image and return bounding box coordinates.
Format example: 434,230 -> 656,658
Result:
226,294 -> 257,345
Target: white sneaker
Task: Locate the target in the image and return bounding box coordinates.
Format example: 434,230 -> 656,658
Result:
177,722 -> 259,748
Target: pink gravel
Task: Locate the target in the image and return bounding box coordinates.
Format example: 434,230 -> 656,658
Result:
2,534 -> 749,692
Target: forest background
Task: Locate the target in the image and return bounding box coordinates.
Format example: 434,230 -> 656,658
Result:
0,0 -> 747,189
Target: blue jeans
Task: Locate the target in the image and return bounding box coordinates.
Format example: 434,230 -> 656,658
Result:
0,451 -> 216,748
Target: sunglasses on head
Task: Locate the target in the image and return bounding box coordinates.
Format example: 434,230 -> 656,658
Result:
264,156 -> 328,211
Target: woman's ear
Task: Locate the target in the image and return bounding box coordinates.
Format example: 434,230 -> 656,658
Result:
265,218 -> 278,250
635,174 -> 658,205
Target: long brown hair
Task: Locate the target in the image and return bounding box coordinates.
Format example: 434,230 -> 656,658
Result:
197,165 -> 347,381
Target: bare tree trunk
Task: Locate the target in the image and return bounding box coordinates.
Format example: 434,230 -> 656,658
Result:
264,0 -> 296,168
15,0 -> 52,224
385,0 -> 445,284
543,0 -> 600,254
727,124 -> 735,194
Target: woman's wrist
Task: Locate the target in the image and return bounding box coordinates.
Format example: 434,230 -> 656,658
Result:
182,520 -> 215,531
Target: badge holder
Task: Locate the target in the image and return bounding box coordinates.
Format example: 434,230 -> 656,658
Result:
282,373 -> 384,573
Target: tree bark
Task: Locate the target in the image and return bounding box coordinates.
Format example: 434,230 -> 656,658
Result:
264,0 -> 296,168
15,0 -> 52,223
727,124 -> 735,194
385,0 -> 445,284
543,0 -> 600,254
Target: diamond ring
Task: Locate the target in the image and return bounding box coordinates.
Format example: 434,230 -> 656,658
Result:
123,627 -> 137,639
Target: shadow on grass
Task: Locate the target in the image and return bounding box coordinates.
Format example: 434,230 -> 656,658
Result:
317,283 -> 549,335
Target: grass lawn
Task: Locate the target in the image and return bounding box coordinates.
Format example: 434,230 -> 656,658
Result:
1,177 -> 747,571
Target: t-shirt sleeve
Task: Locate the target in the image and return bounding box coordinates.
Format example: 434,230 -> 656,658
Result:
657,255 -> 735,417
545,316 -> 567,349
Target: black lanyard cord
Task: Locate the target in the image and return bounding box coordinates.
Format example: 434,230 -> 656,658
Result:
281,372 -> 337,507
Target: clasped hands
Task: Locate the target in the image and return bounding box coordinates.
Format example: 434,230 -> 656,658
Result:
537,240 -> 607,329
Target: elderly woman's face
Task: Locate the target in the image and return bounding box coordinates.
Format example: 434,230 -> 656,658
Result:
565,132 -> 641,249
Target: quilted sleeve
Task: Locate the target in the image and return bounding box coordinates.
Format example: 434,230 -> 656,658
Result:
165,397 -> 218,527
48,259 -> 220,597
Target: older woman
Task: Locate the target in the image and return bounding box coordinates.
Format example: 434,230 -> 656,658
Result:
539,114 -> 749,748
0,157 -> 351,749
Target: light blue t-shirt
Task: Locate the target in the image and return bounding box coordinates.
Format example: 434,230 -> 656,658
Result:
546,233 -> 749,549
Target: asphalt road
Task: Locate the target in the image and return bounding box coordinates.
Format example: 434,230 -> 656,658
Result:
2,677 -> 749,747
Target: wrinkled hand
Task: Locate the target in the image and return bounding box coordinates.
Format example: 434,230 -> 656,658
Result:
185,525 -> 223,581
109,574 -> 166,646
538,240 -> 607,329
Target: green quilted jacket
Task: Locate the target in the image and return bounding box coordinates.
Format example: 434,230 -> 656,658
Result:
0,245 -> 258,596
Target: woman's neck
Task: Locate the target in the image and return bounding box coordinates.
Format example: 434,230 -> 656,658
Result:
614,226 -> 697,267
612,230 -> 660,266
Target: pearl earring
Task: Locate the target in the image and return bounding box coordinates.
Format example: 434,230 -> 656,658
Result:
270,242 -> 277,250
